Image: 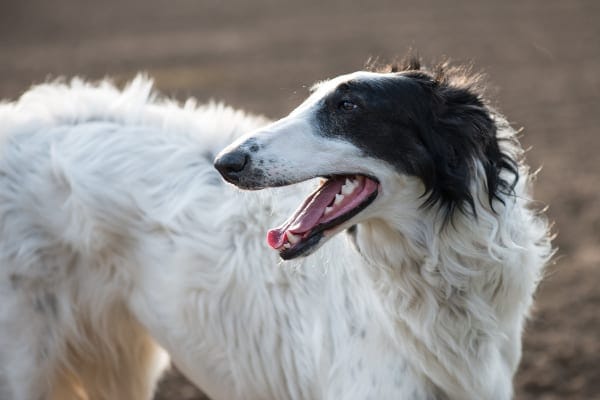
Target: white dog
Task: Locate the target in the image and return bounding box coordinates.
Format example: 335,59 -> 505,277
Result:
0,59 -> 551,400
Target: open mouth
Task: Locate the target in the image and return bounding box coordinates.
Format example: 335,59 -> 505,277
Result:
267,174 -> 380,260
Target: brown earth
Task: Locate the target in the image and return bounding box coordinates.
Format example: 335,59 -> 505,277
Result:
1,1 -> 598,399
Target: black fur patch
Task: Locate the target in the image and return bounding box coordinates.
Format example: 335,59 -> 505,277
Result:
316,58 -> 518,220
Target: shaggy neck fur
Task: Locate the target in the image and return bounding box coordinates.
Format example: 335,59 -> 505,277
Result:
350,166 -> 550,398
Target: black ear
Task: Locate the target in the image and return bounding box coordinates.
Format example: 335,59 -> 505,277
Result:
407,67 -> 519,219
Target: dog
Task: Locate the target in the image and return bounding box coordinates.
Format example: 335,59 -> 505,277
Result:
215,58 -> 553,399
0,58 -> 551,400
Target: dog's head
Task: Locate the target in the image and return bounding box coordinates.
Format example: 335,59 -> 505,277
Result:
215,59 -> 518,260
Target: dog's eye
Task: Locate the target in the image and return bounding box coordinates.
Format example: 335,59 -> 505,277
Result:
339,100 -> 358,111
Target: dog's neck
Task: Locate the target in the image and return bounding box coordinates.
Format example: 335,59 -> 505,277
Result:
349,197 -> 539,399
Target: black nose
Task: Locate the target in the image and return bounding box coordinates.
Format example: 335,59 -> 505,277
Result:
214,150 -> 249,183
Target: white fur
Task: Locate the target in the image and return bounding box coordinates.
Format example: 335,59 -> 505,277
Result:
0,76 -> 552,400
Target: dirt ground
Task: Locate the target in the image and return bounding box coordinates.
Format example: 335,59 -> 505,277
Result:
1,0 -> 598,399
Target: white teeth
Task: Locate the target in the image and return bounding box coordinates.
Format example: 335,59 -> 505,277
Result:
341,179 -> 357,195
287,232 -> 300,244
334,194 -> 344,206
283,243 -> 291,249
324,206 -> 333,215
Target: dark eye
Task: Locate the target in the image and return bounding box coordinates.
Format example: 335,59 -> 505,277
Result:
339,100 -> 358,111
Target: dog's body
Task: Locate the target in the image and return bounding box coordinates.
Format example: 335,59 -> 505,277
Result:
0,62 -> 551,400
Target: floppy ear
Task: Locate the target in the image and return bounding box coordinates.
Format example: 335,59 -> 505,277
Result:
407,70 -> 519,220
367,57 -> 519,219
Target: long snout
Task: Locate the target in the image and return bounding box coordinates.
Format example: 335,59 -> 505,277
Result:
214,111 -> 344,189
213,115 -> 308,189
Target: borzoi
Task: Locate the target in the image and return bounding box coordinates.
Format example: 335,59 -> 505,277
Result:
0,59 -> 551,400
215,59 -> 554,399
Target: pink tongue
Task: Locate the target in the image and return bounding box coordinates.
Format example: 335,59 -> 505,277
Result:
267,178 -> 344,249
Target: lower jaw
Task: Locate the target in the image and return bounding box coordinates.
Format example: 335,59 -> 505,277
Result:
279,231 -> 324,260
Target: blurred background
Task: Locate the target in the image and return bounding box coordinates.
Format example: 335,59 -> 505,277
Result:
1,0 -> 598,399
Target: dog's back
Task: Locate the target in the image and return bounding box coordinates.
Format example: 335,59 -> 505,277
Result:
0,77 -> 268,399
